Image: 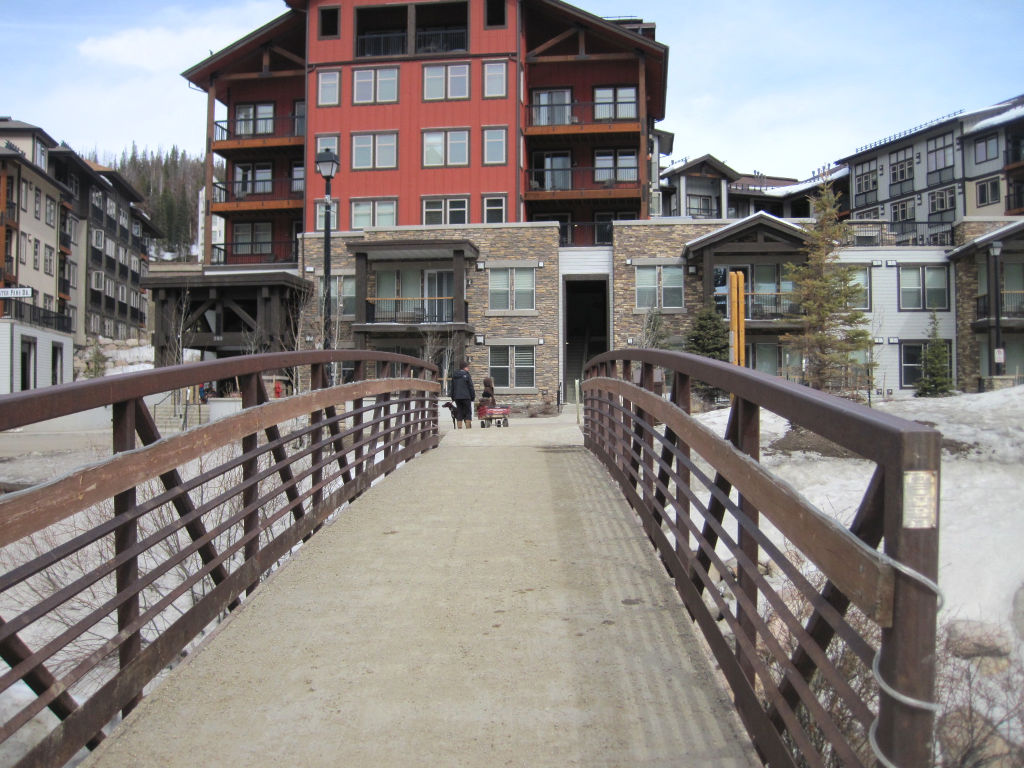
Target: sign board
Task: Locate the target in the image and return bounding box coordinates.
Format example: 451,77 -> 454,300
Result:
994,348 -> 1006,364
0,287 -> 33,299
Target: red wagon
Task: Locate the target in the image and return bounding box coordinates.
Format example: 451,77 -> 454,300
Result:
477,402 -> 510,428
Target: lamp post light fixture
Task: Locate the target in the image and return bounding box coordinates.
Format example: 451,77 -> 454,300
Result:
316,149 -> 340,356
989,240 -> 1004,376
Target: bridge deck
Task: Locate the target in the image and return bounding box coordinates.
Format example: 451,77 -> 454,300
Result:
81,412 -> 759,767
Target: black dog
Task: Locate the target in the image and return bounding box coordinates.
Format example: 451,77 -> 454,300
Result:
441,400 -> 458,427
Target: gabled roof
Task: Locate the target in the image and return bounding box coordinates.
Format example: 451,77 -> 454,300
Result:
0,117 -> 59,148
182,11 -> 304,92
682,212 -> 809,259
661,154 -> 741,183
946,219 -> 1024,261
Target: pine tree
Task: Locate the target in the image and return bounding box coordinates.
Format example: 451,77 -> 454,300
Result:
915,311 -> 953,397
781,181 -> 873,392
686,305 -> 729,362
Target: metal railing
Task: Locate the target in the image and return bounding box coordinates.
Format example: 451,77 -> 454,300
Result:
842,220 -> 953,247
526,100 -> 639,127
213,115 -> 304,142
365,296 -> 456,323
211,240 -> 298,265
212,178 -> 304,204
0,351 -> 440,767
0,297 -> 72,332
415,27 -> 467,53
583,349 -> 940,768
526,166 -> 640,193
356,30 -> 407,57
976,290 -> 1024,319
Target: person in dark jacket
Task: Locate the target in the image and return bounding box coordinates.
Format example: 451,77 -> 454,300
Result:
448,360 -> 475,429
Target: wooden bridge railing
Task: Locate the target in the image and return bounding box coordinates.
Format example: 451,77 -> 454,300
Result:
0,350 -> 439,768
583,349 -> 941,768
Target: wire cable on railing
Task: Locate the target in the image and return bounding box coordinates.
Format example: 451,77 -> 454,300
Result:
867,557 -> 944,768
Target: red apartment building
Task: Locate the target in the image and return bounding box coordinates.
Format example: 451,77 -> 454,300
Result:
160,0 -> 669,382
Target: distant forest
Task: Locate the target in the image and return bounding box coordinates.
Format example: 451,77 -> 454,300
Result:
86,145 -> 221,258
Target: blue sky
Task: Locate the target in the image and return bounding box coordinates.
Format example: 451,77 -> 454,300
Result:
4,0 -> 1023,179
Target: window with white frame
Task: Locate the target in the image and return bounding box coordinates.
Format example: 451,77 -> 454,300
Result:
849,265 -> 871,310
594,149 -> 637,183
891,197 -> 916,234
900,339 -> 951,388
43,294 -> 53,311
489,267 -> 535,310
899,265 -> 948,310
926,132 -> 954,183
634,264 -> 683,309
233,222 -> 273,255
104,277 -> 115,297
69,261 -> 78,288
889,147 -> 914,195
314,199 -> 340,231
90,271 -> 104,291
19,233 -> 26,264
977,178 -> 1000,207
106,197 -> 117,218
482,195 -> 506,223
489,345 -> 535,388
423,197 -> 468,225
45,197 -> 56,227
315,135 -> 339,159
35,190 -> 41,219
44,246 -> 54,275
974,134 -> 998,164
423,129 -> 469,166
483,61 -> 506,98
423,63 -> 469,101
104,238 -> 115,259
352,132 -> 397,169
928,186 -> 955,216
291,162 -> 304,193
482,127 -> 506,165
33,239 -> 39,269
341,275 -> 356,315
854,159 -> 878,206
350,199 -> 397,229
353,67 -> 398,104
318,71 -> 340,106
21,180 -> 28,211
117,284 -> 128,303
594,86 -> 637,120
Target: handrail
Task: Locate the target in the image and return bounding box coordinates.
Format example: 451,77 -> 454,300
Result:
582,349 -> 940,768
0,350 -> 439,767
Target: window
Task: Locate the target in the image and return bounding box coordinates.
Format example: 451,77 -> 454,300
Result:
482,127 -> 506,165
293,100 -> 305,135
233,222 -> 273,256
483,62 -> 506,98
594,150 -> 638,183
974,134 -> 998,164
69,261 -> 78,287
483,195 -> 506,223
899,265 -> 948,310
929,186 -> 955,214
34,189 -> 41,219
291,162 -> 305,193
854,159 -> 878,206
341,275 -> 356,315
315,199 -> 340,231
44,246 -> 55,275
43,294 -> 53,311
105,277 -> 115,297
423,64 -> 469,101
316,135 -> 340,159
977,177 -> 1000,207
352,132 -> 397,169
21,180 -> 28,211
636,264 -> 684,309
485,0 -> 506,27
849,266 -> 870,310
91,271 -> 104,291
423,198 -> 468,225
19,233 -> 26,264
350,199 -> 397,229
353,68 -> 398,104
33,239 -> 40,269
92,229 -> 104,249
891,197 -> 916,235
489,267 -> 535,310
686,195 -> 714,217
235,103 -> 275,135
594,86 -> 637,120
531,89 -> 571,126
490,345 -> 535,388
45,197 -> 56,227
319,6 -> 340,38
926,132 -> 954,183
117,284 -> 128,303
423,129 -> 469,166
889,147 -> 914,196
318,71 -> 340,106
234,162 -> 273,195
900,340 -> 950,389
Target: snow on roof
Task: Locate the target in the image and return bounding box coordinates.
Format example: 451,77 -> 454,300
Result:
965,103 -> 1024,135
758,166 -> 850,198
683,211 -> 808,250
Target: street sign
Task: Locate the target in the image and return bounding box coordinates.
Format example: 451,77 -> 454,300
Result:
0,287 -> 33,299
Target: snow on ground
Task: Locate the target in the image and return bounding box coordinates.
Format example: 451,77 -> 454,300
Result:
695,386 -> 1024,645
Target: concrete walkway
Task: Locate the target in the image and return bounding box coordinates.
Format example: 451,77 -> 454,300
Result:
82,411 -> 759,768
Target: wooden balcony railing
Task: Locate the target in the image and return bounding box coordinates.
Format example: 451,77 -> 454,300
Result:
526,100 -> 639,128
0,351 -> 439,767
211,240 -> 298,266
583,349 -> 941,768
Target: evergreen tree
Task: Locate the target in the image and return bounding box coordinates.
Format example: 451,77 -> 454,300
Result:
781,181 -> 873,392
686,305 -> 729,362
915,311 -> 953,397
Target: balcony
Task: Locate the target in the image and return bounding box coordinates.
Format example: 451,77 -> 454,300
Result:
713,292 -> 802,322
0,298 -> 71,333
0,202 -> 18,227
355,27 -> 467,57
525,101 -> 640,134
525,167 -> 641,199
1007,187 -> 1024,216
841,221 -> 954,247
211,240 -> 298,266
59,230 -> 72,252
365,296 -> 458,324
213,116 -> 305,149
212,178 -> 304,211
1005,136 -> 1024,169
976,291 -> 1024,320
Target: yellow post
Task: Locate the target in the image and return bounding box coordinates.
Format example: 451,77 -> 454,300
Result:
729,271 -> 746,367
729,272 -> 739,365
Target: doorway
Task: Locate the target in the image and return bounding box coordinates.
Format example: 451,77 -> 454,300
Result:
563,278 -> 608,403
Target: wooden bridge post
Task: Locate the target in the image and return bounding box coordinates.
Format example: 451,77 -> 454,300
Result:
112,400 -> 142,716
735,397 -> 760,688
240,373 -> 261,595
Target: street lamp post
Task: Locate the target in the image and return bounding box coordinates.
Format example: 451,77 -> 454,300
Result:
316,150 -> 340,380
989,240 -> 1004,376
